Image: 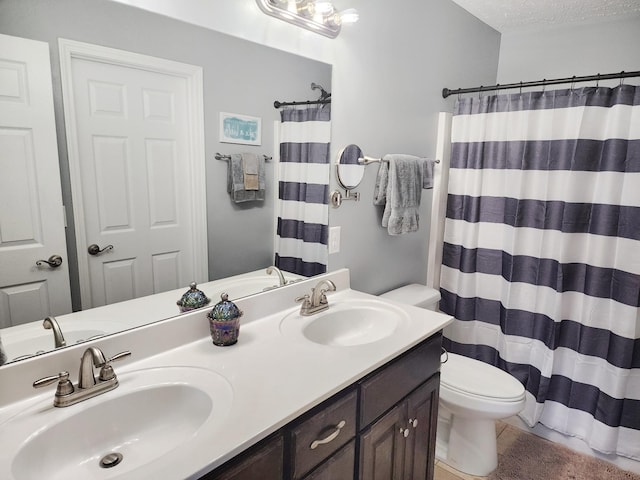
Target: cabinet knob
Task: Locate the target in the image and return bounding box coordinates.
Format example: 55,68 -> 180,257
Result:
399,427 -> 410,438
310,420 -> 347,450
409,418 -> 418,428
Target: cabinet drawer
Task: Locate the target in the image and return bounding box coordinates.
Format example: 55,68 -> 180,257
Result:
205,434 -> 283,480
359,333 -> 442,427
290,389 -> 357,479
303,440 -> 355,480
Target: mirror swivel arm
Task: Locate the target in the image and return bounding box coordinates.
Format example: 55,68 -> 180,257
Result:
330,189 -> 360,208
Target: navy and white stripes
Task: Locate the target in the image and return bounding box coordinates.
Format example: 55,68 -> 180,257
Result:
440,85 -> 640,460
275,107 -> 330,276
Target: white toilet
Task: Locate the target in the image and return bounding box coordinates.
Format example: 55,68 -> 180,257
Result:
381,284 -> 526,477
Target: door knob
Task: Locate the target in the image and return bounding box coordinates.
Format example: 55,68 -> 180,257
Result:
87,244 -> 113,256
35,255 -> 63,268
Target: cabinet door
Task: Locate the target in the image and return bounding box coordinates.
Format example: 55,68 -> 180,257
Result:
359,404 -> 406,480
403,375 -> 439,480
204,435 -> 283,480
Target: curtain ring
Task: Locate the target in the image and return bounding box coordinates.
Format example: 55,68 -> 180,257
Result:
620,71 -> 625,86
519,81 -> 523,95
478,86 -> 483,99
541,79 -> 546,94
570,75 -> 576,93
595,73 -> 600,89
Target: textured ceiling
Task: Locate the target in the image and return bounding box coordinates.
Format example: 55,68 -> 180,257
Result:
449,0 -> 640,32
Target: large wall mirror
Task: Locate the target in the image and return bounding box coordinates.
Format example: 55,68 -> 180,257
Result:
0,0 -> 332,365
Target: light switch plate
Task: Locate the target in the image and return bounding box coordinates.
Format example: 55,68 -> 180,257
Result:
329,226 -> 341,254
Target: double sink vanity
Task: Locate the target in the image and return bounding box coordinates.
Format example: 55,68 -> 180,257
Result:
0,269 -> 452,480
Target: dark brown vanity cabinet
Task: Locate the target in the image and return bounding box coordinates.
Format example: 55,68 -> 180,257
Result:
202,333 -> 442,480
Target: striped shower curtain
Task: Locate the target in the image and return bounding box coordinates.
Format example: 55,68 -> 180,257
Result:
275,107 -> 331,276
440,85 -> 640,459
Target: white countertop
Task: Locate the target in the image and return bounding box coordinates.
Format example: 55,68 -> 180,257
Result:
0,269 -> 452,480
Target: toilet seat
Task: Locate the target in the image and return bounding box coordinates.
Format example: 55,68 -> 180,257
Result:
441,353 -> 525,402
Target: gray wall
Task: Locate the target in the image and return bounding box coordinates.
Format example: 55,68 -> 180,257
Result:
328,0 -> 501,294
497,17 -> 640,83
0,0 -> 331,309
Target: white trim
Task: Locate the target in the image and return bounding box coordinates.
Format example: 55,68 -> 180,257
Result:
272,120 -> 281,261
426,112 -> 452,289
58,38 -> 207,309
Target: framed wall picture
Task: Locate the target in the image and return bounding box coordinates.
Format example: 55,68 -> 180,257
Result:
219,112 -> 262,146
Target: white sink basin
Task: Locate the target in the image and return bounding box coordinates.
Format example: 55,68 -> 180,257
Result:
3,367 -> 233,480
280,298 -> 409,347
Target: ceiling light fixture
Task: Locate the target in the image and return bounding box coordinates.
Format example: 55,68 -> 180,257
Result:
255,0 -> 358,38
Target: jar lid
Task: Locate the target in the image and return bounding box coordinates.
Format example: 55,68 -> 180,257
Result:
176,282 -> 211,310
207,293 -> 243,321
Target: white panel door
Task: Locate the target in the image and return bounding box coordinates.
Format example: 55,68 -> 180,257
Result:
0,34 -> 72,328
60,40 -> 207,309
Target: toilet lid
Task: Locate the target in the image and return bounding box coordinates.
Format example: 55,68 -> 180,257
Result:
441,353 -> 525,401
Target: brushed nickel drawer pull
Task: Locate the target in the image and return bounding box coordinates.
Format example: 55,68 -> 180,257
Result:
310,420 -> 346,450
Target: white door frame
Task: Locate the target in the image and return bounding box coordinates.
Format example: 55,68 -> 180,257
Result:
58,38 -> 207,310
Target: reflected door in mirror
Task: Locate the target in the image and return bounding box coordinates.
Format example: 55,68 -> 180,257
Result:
0,34 -> 72,328
63,42 -> 207,309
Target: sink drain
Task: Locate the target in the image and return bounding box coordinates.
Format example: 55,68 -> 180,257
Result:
99,452 -> 123,469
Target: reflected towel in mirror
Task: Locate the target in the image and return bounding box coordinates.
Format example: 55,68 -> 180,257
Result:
227,153 -> 266,202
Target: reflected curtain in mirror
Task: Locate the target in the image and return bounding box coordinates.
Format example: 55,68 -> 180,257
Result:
275,107 -> 331,276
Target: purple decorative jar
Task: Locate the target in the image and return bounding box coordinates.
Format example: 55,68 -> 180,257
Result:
207,293 -> 243,346
176,282 -> 211,313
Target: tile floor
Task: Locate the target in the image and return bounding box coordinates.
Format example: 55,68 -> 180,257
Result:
434,421 -> 516,480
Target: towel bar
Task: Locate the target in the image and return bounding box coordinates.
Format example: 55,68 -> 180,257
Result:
358,156 -> 440,165
215,152 -> 272,161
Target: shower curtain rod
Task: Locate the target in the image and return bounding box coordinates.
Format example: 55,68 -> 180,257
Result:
442,70 -> 640,98
273,99 -> 331,108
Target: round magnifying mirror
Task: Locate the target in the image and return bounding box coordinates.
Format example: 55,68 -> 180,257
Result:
336,144 -> 365,190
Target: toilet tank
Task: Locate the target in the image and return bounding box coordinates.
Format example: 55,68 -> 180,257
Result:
380,284 -> 441,310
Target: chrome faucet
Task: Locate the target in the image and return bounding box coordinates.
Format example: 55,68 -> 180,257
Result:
266,265 -> 288,286
78,346 -> 107,388
296,279 -> 337,316
43,316 -> 66,348
33,347 -> 131,407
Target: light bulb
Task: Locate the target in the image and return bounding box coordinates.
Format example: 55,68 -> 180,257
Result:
338,8 -> 359,24
313,1 -> 335,15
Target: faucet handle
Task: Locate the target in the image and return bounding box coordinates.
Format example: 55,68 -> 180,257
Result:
316,288 -> 330,305
295,294 -> 312,307
98,350 -> 131,381
33,371 -> 74,396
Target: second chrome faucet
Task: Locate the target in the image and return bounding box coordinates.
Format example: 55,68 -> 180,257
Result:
296,279 -> 337,316
33,347 -> 131,407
